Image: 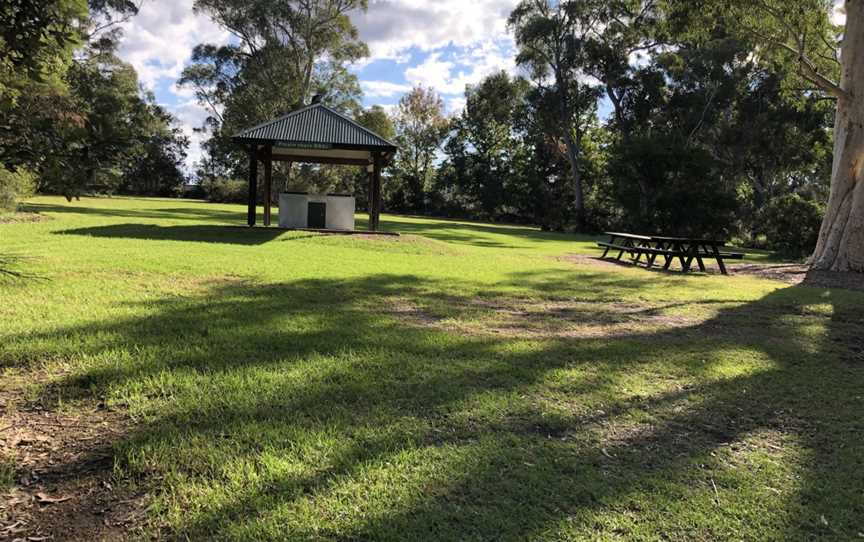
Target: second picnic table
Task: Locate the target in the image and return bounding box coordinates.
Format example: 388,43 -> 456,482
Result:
598,232 -> 744,275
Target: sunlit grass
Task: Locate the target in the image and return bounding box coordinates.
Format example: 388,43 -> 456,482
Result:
1,196 -> 862,540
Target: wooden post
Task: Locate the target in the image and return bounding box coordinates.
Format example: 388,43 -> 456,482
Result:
263,145 -> 273,227
370,152 -> 382,231
247,147 -> 258,227
366,165 -> 374,225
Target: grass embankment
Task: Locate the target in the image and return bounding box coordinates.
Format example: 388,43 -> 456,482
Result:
1,196 -> 861,541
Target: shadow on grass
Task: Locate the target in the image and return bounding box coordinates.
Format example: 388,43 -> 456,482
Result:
55,224 -> 288,245
5,272 -> 864,540
23,202 -> 246,223
379,216 -> 596,248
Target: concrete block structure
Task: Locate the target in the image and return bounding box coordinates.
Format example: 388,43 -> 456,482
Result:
278,192 -> 355,231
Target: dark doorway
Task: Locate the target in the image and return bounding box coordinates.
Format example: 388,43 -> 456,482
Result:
308,202 -> 326,229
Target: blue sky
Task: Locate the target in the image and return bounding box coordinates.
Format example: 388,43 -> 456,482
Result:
116,0 -> 521,169
114,0 -> 848,170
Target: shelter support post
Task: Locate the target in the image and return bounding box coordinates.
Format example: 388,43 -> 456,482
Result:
264,145 -> 273,227
369,152 -> 382,231
247,147 -> 258,227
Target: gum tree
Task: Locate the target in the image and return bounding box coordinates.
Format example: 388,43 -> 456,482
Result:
509,0 -> 606,229
706,0 -> 862,271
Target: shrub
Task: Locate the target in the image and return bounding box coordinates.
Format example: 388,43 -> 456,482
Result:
761,193 -> 823,259
0,167 -> 36,212
202,177 -> 247,204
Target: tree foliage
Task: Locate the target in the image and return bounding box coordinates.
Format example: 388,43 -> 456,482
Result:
389,86 -> 450,213
182,0 -> 368,179
1,0 -> 188,202
509,0 -> 605,227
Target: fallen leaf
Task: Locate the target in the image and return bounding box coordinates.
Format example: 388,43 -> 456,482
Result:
35,492 -> 72,504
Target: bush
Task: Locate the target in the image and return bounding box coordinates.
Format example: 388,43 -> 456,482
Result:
761,193 -> 823,259
202,177 -> 247,204
0,167 -> 36,212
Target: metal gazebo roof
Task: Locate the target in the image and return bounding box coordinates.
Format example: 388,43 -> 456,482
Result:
234,100 -> 396,232
232,102 -> 397,151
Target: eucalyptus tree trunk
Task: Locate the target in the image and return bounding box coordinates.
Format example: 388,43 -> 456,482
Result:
557,80 -> 585,228
561,126 -> 585,227
810,0 -> 864,271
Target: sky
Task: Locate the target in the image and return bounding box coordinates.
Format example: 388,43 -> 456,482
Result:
115,0 -> 522,170
115,0 -> 848,171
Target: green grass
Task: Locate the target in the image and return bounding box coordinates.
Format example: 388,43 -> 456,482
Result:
2,195 -> 863,540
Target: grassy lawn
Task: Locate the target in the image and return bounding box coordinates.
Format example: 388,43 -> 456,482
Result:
1,196 -> 862,541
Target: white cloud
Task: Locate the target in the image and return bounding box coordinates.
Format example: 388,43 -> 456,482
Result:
353,0 -> 519,62
169,81 -> 197,99
353,1 -> 519,103
404,53 -> 457,91
831,0 -> 846,26
117,0 -> 229,89
403,40 -> 516,97
170,100 -> 215,168
113,0 -> 524,170
361,80 -> 413,98
445,95 -> 467,114
113,0 -> 230,170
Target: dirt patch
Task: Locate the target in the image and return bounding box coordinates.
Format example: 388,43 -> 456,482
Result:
387,297 -> 444,327
0,213 -> 48,225
729,263 -> 809,284
562,254 -> 633,271
0,374 -> 146,541
566,254 -> 864,291
732,263 -> 864,291
386,296 -> 697,339
562,253 -> 722,274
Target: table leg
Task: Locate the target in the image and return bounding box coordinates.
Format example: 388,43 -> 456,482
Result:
633,242 -> 648,264
676,242 -> 688,271
601,235 -> 614,258
710,244 -> 727,275
695,244 -> 706,272
616,240 -> 627,260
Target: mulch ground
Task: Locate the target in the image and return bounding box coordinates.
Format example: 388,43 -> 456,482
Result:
0,213 -> 48,225
0,375 -> 148,541
565,254 -> 864,291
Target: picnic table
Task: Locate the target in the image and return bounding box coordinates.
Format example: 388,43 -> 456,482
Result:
598,232 -> 744,275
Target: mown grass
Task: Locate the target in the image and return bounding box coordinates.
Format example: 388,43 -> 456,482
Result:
1,195 -> 862,541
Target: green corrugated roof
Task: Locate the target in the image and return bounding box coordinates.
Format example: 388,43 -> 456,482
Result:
232,103 -> 397,150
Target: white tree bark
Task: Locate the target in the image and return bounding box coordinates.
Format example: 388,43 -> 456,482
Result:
810,0 -> 864,271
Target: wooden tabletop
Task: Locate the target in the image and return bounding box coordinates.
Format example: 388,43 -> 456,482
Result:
650,235 -> 721,244
604,232 -> 653,240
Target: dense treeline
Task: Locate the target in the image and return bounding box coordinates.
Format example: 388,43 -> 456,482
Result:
3,0 -> 856,264
182,0 -> 837,258
0,0 -> 188,210
381,3 -> 835,256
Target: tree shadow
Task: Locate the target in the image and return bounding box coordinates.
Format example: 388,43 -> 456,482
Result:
6,273 -> 863,539
23,202 -> 246,223
380,217 -> 596,248
55,224 -> 287,245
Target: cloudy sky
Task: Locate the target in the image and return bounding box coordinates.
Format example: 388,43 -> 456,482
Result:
116,0 -> 521,169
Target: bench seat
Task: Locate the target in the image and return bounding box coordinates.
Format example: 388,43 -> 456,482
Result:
597,233 -> 745,275
597,242 -> 685,257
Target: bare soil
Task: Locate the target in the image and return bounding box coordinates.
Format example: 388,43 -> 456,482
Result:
0,374 -> 147,541
565,254 -> 864,291
0,213 -> 48,225
387,296 -> 698,339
